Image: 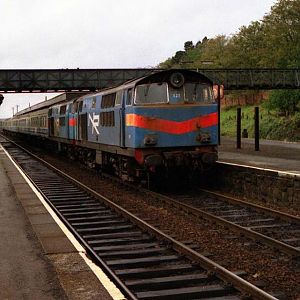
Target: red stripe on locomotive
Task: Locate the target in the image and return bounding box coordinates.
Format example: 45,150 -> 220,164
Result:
126,112 -> 218,135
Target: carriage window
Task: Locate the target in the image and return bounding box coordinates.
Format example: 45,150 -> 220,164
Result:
92,97 -> 97,108
126,89 -> 133,105
115,91 -> 122,106
78,101 -> 83,112
60,105 -> 66,115
135,83 -> 168,105
72,102 -> 78,113
101,93 -> 116,108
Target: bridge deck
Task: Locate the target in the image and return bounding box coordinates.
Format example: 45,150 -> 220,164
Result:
0,68 -> 299,93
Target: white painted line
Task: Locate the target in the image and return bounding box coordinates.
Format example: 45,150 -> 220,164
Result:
1,144 -> 126,300
217,160 -> 300,179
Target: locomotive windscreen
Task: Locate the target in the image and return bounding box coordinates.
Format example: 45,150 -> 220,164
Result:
135,83 -> 168,104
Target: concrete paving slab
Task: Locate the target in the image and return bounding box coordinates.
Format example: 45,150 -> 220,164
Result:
49,253 -> 114,300
20,198 -> 42,206
49,253 -> 92,273
33,223 -> 67,238
13,183 -> 34,194
39,236 -> 77,254
25,204 -> 49,215
17,190 -> 38,198
9,174 -> 27,184
28,213 -> 57,225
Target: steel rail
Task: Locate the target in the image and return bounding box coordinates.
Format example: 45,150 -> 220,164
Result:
144,190 -> 300,257
1,135 -> 278,300
198,188 -> 300,225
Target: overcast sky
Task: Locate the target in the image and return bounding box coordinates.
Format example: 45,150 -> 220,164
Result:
0,0 -> 275,118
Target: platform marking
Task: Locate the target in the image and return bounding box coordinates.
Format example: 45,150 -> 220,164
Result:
218,160 -> 300,179
1,144 -> 126,300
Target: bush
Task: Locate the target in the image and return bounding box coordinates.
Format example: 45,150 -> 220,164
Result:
266,90 -> 300,116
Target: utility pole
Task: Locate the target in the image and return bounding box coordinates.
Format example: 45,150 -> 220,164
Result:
217,85 -> 221,145
236,107 -> 241,149
16,105 -> 19,113
12,107 -> 15,116
254,107 -> 260,151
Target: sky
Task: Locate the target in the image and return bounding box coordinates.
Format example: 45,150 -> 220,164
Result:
0,0 -> 276,118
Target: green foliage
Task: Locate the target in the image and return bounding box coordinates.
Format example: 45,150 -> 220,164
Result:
221,105 -> 300,141
266,90 -> 300,115
262,0 -> 300,67
184,41 -> 194,52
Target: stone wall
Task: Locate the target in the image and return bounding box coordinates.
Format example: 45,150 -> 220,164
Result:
221,91 -> 269,108
201,162 -> 300,207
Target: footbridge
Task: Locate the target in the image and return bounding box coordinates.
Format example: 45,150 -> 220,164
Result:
0,68 -> 299,93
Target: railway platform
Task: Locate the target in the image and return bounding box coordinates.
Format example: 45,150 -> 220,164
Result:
219,136 -> 300,175
0,144 -> 121,300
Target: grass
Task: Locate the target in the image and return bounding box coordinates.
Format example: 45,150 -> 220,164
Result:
220,104 -> 300,142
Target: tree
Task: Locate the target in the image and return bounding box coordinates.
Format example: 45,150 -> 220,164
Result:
262,0 -> 300,67
184,41 -> 194,52
171,51 -> 186,64
194,35 -> 229,68
266,89 -> 300,115
202,36 -> 208,44
226,21 -> 268,67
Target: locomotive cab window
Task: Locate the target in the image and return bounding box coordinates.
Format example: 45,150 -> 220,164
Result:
135,83 -> 168,105
184,83 -> 214,103
169,83 -> 215,104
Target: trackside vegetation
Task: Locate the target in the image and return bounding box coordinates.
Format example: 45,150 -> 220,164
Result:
221,105 -> 300,142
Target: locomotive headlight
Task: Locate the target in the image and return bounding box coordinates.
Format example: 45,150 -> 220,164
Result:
169,72 -> 185,88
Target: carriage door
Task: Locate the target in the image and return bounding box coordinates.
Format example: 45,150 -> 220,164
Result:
48,108 -> 54,137
68,102 -> 77,140
116,90 -> 125,148
78,101 -> 88,141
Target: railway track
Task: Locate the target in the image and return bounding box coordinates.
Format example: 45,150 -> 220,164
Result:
152,189 -> 300,257
91,157 -> 300,258
0,136 -> 279,299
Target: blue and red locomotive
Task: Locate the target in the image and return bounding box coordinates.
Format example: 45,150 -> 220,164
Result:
2,70 -> 218,181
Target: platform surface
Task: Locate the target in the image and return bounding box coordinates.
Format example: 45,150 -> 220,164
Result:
0,144 -> 116,300
219,136 -> 300,174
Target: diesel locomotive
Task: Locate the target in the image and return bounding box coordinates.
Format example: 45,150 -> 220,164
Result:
1,70 -> 218,181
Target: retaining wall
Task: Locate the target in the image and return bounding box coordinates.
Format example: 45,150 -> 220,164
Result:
201,162 -> 300,207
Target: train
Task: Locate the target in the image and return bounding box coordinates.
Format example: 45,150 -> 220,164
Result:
1,69 -> 218,182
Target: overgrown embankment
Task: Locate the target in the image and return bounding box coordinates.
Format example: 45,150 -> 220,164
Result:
221,105 -> 300,142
